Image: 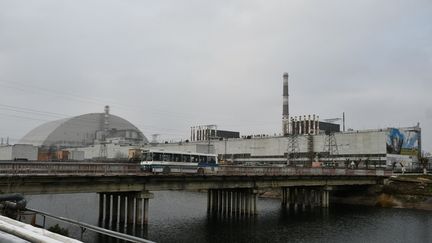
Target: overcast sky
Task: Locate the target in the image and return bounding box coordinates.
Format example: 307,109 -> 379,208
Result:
0,0 -> 431,152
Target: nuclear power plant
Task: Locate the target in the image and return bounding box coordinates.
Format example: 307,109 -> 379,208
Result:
145,72 -> 422,169
0,73 -> 423,169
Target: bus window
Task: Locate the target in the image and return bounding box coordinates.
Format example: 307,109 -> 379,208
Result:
208,156 -> 216,164
191,155 -> 199,162
199,156 -> 206,163
183,155 -> 191,162
142,152 -> 150,161
153,153 -> 162,161
163,153 -> 172,162
173,154 -> 181,162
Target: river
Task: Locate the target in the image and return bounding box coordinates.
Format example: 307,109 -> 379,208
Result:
26,191 -> 432,243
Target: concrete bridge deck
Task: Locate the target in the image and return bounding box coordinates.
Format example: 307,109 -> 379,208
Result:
0,162 -> 392,225
0,162 -> 391,194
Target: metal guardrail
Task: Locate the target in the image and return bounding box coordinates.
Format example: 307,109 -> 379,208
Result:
0,162 -> 141,176
218,166 -> 393,177
0,162 -> 392,177
26,207 -> 155,243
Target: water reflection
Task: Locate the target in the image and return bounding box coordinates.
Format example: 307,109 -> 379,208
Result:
97,221 -> 148,243
27,192 -> 432,243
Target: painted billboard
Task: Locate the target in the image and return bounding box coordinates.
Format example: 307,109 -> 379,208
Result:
386,128 -> 420,156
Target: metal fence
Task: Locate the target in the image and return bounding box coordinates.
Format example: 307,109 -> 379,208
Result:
0,162 -> 141,176
218,165 -> 392,177
0,162 -> 392,177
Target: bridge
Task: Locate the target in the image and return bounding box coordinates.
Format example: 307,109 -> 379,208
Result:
0,162 -> 392,227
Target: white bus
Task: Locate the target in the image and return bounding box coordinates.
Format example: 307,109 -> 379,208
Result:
140,149 -> 218,174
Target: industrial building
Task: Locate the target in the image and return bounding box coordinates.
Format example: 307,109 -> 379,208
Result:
0,144 -> 38,161
146,125 -> 421,168
20,106 -> 147,148
190,125 -> 240,141
0,106 -> 148,161
65,73 -> 422,170
1,73 -> 422,168
142,73 -> 422,169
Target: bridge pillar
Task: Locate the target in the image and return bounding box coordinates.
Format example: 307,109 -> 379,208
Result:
251,191 -> 256,215
98,193 -> 104,223
227,190 -> 232,216
245,191 -> 250,216
292,188 -> 299,210
287,187 -> 293,209
105,193 -> 111,225
136,197 -> 143,225
119,194 -> 126,225
127,194 -> 135,225
314,189 -> 321,207
305,189 -> 310,208
282,187 -> 331,209
99,192 -> 132,228
224,190 -> 228,215
112,194 -> 118,225
208,188 -> 257,217
240,190 -> 246,216
235,190 -> 240,216
134,191 -> 153,226
322,190 -> 330,208
309,189 -> 316,208
300,188 -> 306,210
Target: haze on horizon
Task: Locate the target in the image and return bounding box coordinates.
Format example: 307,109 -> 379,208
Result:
0,1 -> 431,152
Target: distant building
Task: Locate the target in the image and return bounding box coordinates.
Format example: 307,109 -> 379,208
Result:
11,106 -> 148,161
19,108 -> 148,148
0,144 -> 38,161
190,125 -> 240,142
148,125 -> 421,169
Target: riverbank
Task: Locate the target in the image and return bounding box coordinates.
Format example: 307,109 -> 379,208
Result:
258,175 -> 432,211
334,175 -> 432,210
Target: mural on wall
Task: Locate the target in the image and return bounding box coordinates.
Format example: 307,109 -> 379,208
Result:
386,128 -> 419,156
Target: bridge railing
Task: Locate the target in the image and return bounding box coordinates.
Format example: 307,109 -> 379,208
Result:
0,162 -> 141,176
0,162 -> 392,177
218,166 -> 392,177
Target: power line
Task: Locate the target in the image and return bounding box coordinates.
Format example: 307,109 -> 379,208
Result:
0,104 -> 189,139
0,80 -> 278,124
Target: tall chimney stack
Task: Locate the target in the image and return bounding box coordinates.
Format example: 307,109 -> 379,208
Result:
103,105 -> 110,141
282,72 -> 289,135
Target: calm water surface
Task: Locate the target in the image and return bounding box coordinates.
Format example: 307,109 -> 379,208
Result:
27,191 -> 432,243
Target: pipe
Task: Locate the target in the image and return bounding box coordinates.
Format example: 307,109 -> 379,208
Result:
0,194 -> 27,210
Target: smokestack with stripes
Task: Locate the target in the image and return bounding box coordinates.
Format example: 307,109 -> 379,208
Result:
282,72 -> 289,136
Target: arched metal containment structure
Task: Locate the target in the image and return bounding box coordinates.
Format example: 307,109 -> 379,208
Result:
19,113 -> 148,147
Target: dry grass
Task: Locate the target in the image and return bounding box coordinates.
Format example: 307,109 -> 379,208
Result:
375,193 -> 400,208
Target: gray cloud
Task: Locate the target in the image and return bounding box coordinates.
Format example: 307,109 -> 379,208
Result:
427,108 -> 432,120
0,0 -> 431,150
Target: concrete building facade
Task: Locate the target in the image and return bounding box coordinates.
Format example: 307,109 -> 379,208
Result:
0,144 -> 38,161
145,126 -> 420,168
